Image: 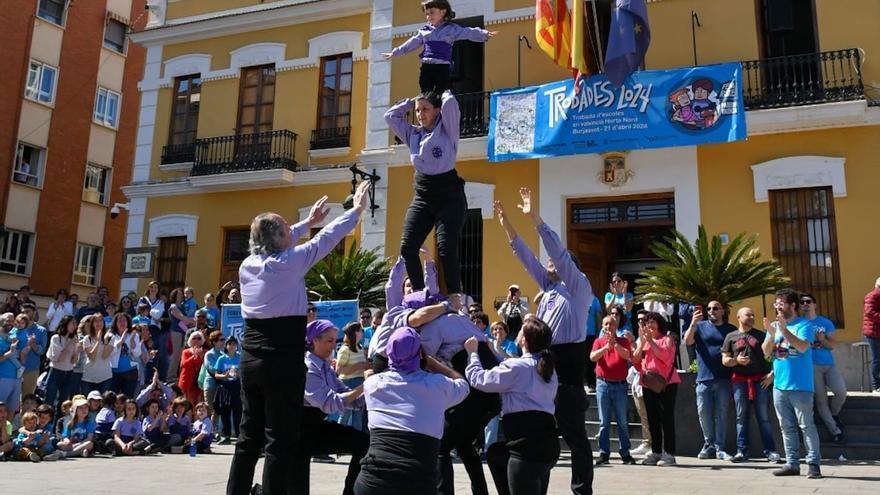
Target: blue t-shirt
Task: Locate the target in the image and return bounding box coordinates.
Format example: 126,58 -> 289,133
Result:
770,317 -> 815,392
493,338 -> 520,358
694,320 -> 736,382
204,307 -> 220,329
806,315 -> 836,366
361,326 -> 373,348
114,338 -> 136,373
215,352 -> 241,382
0,335 -> 18,379
586,297 -> 601,337
183,298 -> 197,318
13,324 -> 47,371
132,315 -> 151,327
62,418 -> 96,443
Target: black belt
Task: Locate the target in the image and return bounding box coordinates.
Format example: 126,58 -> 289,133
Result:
597,377 -> 627,385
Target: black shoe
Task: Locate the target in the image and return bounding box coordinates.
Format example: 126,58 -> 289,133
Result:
250,483 -> 262,495
312,454 -> 335,464
807,464 -> 823,479
620,455 -> 637,465
773,466 -> 800,476
594,453 -> 611,466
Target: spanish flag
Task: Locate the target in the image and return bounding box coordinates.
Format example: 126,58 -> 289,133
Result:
535,0 -> 573,71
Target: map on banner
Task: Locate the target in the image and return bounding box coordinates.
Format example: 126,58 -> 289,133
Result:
488,63 -> 746,161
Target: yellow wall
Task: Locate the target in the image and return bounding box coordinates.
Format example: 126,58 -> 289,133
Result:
697,126 -> 880,340
139,182 -> 354,297
166,0 -> 263,20
815,0 -> 880,85
383,158 -> 543,306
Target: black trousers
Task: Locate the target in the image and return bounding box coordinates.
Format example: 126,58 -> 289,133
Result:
583,336 -> 597,389
486,411 -> 559,495
293,407 -> 369,495
438,344 -> 501,495
227,316 -> 307,495
419,63 -> 451,94
355,428 -> 441,495
401,170 -> 467,295
643,383 -> 678,455
551,342 -> 593,495
215,380 -> 243,438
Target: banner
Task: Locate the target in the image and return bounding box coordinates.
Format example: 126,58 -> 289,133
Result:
221,304 -> 244,344
313,300 -> 360,340
488,63 -> 745,162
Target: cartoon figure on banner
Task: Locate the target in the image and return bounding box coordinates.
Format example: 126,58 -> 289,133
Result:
668,77 -> 722,130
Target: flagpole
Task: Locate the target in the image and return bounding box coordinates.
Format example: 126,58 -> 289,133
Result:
589,0 -> 605,72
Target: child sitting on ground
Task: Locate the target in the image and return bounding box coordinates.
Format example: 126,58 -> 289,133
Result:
94,391 -> 117,452
34,404 -> 58,458
108,399 -> 152,456
86,391 -> 102,422
57,398 -> 95,458
12,393 -> 40,429
54,399 -> 72,437
167,397 -> 192,452
13,411 -> 61,461
142,398 -> 168,449
190,402 -> 213,454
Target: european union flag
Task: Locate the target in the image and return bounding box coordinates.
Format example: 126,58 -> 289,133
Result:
604,0 -> 651,87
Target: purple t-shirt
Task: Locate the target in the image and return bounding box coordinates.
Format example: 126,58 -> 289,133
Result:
112,417 -> 143,439
168,413 -> 191,437
95,408 -> 116,435
192,418 -> 213,445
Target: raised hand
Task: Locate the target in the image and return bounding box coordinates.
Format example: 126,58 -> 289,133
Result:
419,246 -> 434,263
516,187 -> 533,215
463,336 -> 479,354
488,31 -> 499,37
493,200 -> 507,223
306,195 -> 330,227
352,180 -> 371,212
381,52 -> 393,59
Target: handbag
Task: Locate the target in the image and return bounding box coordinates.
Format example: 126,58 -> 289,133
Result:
641,361 -> 675,394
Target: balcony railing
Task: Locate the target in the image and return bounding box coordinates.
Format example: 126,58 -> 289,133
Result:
742,48 -> 864,110
401,91 -> 491,142
190,129 -> 297,176
161,142 -> 196,165
310,126 -> 351,150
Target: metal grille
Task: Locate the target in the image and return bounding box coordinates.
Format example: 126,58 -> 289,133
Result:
769,187 -> 844,326
459,209 -> 483,301
570,198 -> 675,227
156,236 -> 188,292
190,129 -> 297,176
223,229 -> 250,264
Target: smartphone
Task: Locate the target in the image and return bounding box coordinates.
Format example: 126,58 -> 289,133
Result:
695,304 -> 703,314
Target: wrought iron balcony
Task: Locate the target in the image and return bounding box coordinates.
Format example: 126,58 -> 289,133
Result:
742,48 -> 864,110
160,142 -> 196,165
190,129 -> 297,176
399,90 -> 491,143
310,126 -> 351,150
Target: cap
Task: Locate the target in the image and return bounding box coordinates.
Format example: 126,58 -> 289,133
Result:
72,398 -> 89,410
87,391 -> 102,401
508,284 -> 520,291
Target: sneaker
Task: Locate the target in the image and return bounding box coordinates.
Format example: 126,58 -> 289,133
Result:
620,455 -> 637,465
631,443 -> 652,456
0,452 -> 6,462
732,452 -> 748,463
28,452 -> 41,462
594,453 -> 610,466
697,448 -> 716,460
807,464 -> 823,479
83,447 -> 93,458
872,388 -> 880,397
642,452 -> 661,465
312,454 -> 335,464
586,386 -> 596,394
42,451 -> 62,461
657,453 -> 677,466
773,465 -> 800,476
766,451 -> 781,463
716,451 -> 734,461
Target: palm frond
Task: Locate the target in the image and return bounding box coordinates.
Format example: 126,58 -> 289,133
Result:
305,241 -> 391,308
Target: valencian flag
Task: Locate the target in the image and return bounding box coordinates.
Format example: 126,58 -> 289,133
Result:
535,0 -> 573,71
604,0 -> 651,87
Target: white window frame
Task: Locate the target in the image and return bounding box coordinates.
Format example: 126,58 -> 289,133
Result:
36,0 -> 68,26
73,243 -> 102,287
0,230 -> 34,276
103,18 -> 128,54
94,87 -> 121,128
12,142 -> 47,189
25,60 -> 58,105
83,162 -> 112,205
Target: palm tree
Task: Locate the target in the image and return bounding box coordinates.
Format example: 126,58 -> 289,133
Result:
305,241 -> 391,308
635,225 -> 789,309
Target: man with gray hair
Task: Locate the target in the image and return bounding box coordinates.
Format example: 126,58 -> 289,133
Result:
227,181 -> 370,495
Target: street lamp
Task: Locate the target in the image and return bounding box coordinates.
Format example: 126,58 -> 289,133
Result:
343,164 -> 381,217
517,35 -> 532,87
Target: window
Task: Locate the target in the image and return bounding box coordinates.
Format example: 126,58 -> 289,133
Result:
73,244 -> 102,286
83,163 -> 110,204
436,209 -> 483,299
25,61 -> 57,104
13,142 -> 46,187
103,19 -> 127,53
0,231 -> 33,275
769,187 -> 844,326
220,228 -> 249,285
37,0 -> 66,25
313,54 -> 352,148
156,237 -> 188,291
164,75 -> 201,163
94,87 -> 121,128
237,65 -> 275,135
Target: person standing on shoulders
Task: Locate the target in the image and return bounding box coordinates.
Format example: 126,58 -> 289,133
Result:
720,307 -> 780,463
800,293 -> 846,442
496,187 -> 595,495
862,277 -> 880,396
762,289 -> 822,479
684,300 -> 735,460
227,181 -> 370,495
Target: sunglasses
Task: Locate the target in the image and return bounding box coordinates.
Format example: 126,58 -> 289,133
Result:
307,308 -> 317,313
707,307 -> 722,311
801,300 -> 813,304
197,315 -> 207,319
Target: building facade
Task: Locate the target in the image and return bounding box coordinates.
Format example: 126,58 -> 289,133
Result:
0,0 -> 146,301
125,0 -> 879,357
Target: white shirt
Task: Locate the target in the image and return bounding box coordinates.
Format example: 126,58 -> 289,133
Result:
45,301 -> 74,333
109,333 -> 143,368
82,335 -> 113,383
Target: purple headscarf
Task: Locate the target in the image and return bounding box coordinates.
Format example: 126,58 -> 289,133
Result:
387,327 -> 422,373
305,319 -> 336,347
403,289 -> 444,310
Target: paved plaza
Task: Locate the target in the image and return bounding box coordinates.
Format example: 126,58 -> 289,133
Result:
5,445 -> 878,494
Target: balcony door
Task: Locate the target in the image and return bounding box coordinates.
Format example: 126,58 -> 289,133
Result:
236,65 -> 276,164
756,0 -> 821,102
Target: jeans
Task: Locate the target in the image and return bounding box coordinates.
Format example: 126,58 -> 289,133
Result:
731,381 -> 776,455
149,326 -> 170,381
866,336 -> 880,391
772,388 -> 821,468
112,369 -> 140,399
44,368 -> 76,412
695,378 -> 731,453
339,377 -> 366,432
81,378 -> 112,395
596,379 -> 631,456
813,364 -> 846,435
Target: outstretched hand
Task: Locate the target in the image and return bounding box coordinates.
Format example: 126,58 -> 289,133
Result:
352,181 -> 371,212
517,187 -> 533,215
488,31 -> 499,38
306,196 -> 330,227
381,52 -> 393,59
493,200 -> 508,223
